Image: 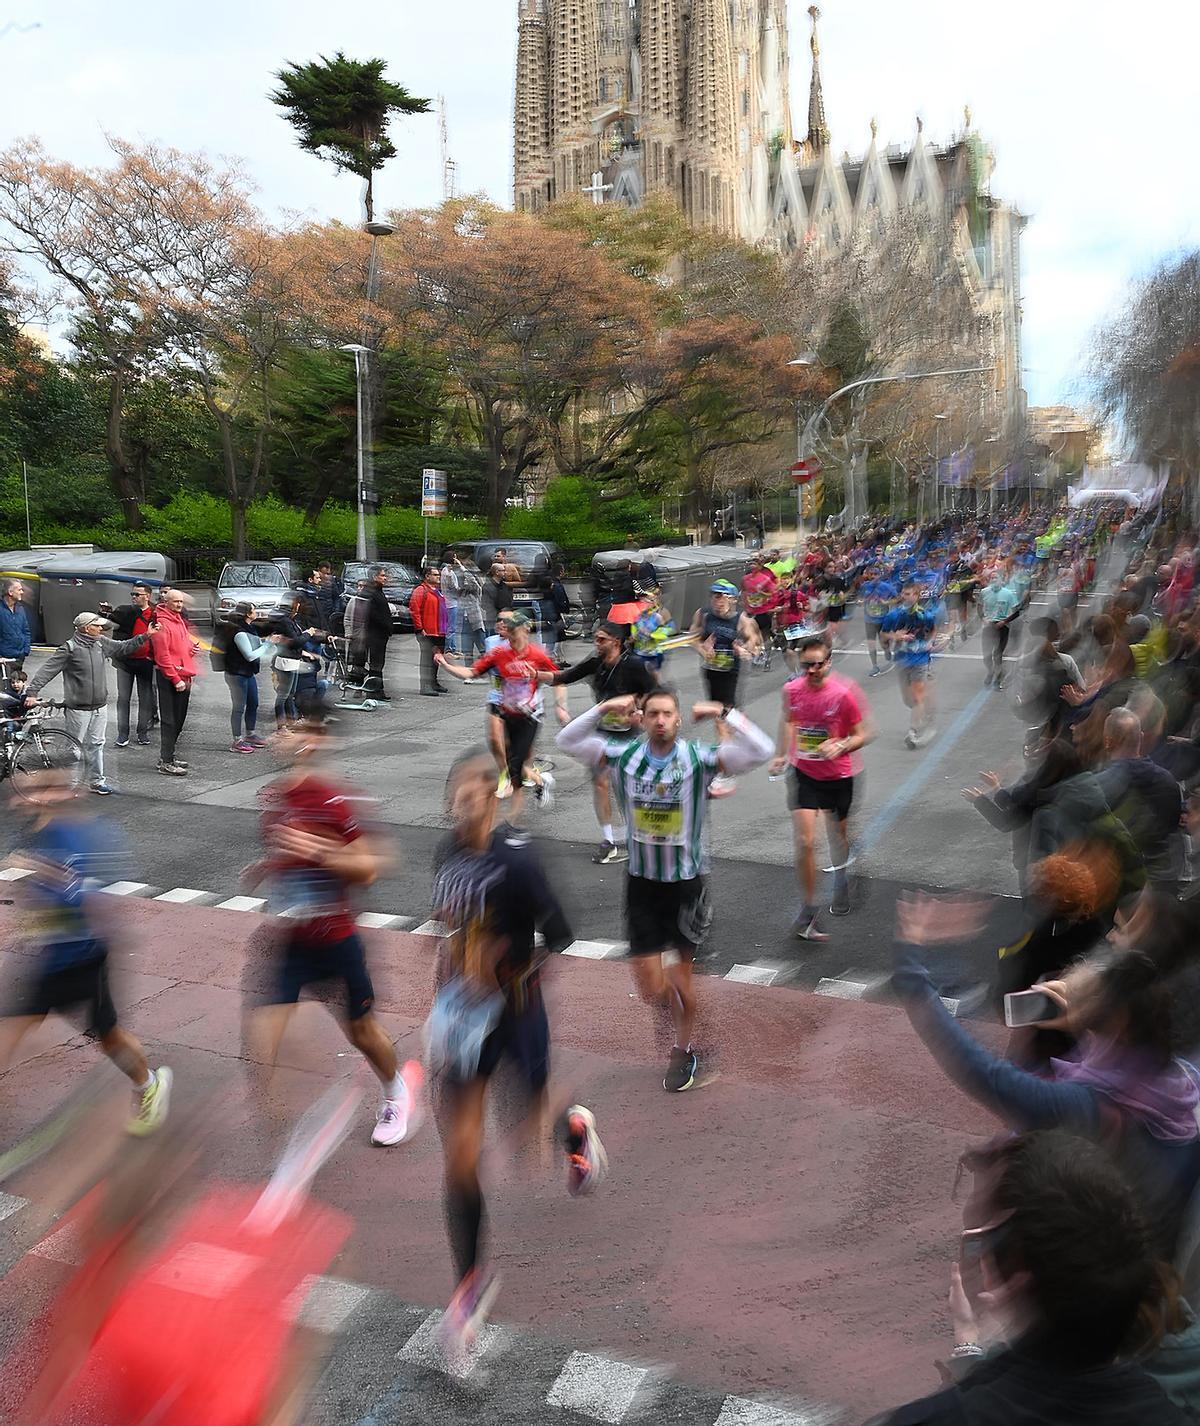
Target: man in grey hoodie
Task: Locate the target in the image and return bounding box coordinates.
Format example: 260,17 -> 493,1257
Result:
25,611 -> 155,795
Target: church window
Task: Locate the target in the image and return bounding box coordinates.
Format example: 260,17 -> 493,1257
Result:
600,76 -> 608,101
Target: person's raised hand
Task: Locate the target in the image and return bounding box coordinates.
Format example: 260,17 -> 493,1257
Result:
601,693 -> 636,722
949,1262 -> 979,1344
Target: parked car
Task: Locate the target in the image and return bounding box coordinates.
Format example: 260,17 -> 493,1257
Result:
442,540 -> 560,620
340,560 -> 418,633
210,559 -> 301,622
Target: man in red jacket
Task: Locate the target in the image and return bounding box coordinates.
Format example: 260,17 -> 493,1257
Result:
149,588 -> 200,777
408,565 -> 449,698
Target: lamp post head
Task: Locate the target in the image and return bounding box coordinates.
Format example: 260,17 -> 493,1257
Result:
364,221 -> 395,238
338,343 -> 370,355
787,352 -> 821,367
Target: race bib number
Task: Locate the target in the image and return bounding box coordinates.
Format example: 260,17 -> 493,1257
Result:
786,624 -> 805,642
632,798 -> 684,845
796,725 -> 829,758
599,710 -> 632,732
705,649 -> 735,671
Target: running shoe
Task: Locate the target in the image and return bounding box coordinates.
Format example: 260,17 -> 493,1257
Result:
592,840 -> 628,865
90,782 -> 115,796
136,736 -> 152,746
246,733 -> 269,748
664,1046 -> 698,1092
564,1104 -> 608,1196
708,774 -> 738,798
371,1060 -> 425,1147
912,726 -> 938,748
495,770 -> 513,800
230,740 -> 255,754
829,883 -> 852,917
794,913 -> 830,942
128,1066 -> 173,1137
442,1267 -> 500,1362
157,760 -> 187,776
903,730 -> 917,749
868,667 -> 883,677
115,737 -> 130,748
534,772 -> 555,811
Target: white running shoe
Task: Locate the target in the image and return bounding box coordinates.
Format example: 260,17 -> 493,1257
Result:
371,1060 -> 425,1147
128,1066 -> 173,1137
534,771 -> 555,811
565,1104 -> 609,1196
708,774 -> 738,798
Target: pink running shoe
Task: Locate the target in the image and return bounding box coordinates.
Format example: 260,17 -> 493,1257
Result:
370,1059 -> 425,1147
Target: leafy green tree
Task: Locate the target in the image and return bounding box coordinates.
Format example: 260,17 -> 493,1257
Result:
269,53 -> 430,223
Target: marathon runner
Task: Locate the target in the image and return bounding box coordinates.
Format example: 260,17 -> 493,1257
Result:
881,581 -> 940,748
243,701 -> 422,1148
770,635 -> 873,941
979,564 -> 1022,689
437,610 -> 567,817
0,768 -> 172,1136
556,687 -> 773,1091
688,579 -> 763,710
430,745 -> 605,1360
540,620 -> 656,864
740,554 -> 780,669
859,560 -> 898,677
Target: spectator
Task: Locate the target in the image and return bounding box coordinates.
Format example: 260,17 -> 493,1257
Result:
0,577 -> 32,670
108,581 -> 157,749
409,565 -> 449,697
149,589 -> 200,778
439,553 -> 460,655
364,565 -> 394,700
481,562 -> 509,629
218,601 -> 280,752
25,611 -> 154,796
343,578 -> 371,690
450,553 -> 486,661
268,592 -> 317,728
869,1130 -> 1192,1424
1093,707 -> 1185,888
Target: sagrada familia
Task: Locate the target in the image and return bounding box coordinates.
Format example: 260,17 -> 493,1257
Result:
513,0 -> 1026,435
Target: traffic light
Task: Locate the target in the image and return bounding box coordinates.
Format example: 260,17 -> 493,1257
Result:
801,477 -> 823,519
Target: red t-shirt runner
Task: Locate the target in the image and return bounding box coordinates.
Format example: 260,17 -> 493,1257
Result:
784,670 -> 865,781
259,772 -> 364,941
471,641 -> 558,717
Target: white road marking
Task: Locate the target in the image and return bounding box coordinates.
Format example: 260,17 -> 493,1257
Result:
216,895 -> 267,912
412,919 -> 452,938
563,939 -> 624,960
155,887 -> 213,904
398,1306 -> 508,1379
285,1273 -> 373,1332
813,978 -> 872,1000
725,963 -> 780,985
545,1351 -> 649,1422
0,1191 -> 28,1223
101,881 -> 155,897
715,1395 -> 839,1425
30,1218 -> 84,1264
0,867 -> 32,881
356,912 -> 414,931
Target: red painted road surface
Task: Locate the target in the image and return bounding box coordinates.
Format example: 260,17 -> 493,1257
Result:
0,900 -> 1003,1420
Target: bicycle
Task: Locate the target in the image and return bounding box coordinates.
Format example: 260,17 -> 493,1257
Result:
0,702 -> 84,800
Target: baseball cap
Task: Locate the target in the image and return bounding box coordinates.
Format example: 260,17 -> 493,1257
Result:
73,611 -> 111,629
500,610 -> 532,629
710,580 -> 738,596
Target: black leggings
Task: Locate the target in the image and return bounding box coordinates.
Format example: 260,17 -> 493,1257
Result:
499,712 -> 539,785
155,671 -> 191,764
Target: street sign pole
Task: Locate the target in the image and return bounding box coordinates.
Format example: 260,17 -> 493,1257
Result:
421,468 -> 448,566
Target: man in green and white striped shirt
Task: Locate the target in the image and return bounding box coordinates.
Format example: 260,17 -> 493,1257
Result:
557,687 -> 773,1091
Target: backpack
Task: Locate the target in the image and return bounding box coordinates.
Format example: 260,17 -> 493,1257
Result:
209,619 -> 233,674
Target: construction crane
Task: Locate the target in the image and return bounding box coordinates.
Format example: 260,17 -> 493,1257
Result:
438,95 -> 457,202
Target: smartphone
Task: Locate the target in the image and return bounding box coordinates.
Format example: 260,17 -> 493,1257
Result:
1003,989 -> 1059,1028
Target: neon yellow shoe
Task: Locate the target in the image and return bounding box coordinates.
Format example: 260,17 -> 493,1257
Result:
128,1066 -> 173,1137
496,769 -> 513,800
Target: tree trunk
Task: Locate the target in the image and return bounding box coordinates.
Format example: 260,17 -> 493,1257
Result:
231,498 -> 248,563
105,374 -> 145,531
364,170 -> 374,225
484,404 -> 506,536
206,394 -> 249,559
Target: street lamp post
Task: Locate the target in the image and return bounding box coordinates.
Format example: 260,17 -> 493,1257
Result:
339,343 -> 369,562
789,362 -> 996,537
933,412 -> 950,517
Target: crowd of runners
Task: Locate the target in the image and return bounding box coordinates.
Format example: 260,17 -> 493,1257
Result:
11,494 -> 1200,1421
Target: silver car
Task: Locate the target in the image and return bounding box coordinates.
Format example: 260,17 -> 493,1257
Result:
210,560 -> 302,622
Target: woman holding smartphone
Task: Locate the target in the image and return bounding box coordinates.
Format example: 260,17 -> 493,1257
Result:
891,891 -> 1200,1259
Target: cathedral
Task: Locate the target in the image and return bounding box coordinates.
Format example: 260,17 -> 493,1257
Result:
513,1 -> 1027,435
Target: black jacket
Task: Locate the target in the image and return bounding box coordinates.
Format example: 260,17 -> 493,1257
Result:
870,1346 -> 1192,1426
366,585 -> 393,640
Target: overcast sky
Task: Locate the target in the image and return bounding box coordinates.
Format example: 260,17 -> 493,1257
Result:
1,0 -> 1196,408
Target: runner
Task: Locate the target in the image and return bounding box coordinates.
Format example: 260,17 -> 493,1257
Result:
0,768 -> 172,1135
979,564 -> 1022,689
740,554 -> 779,669
242,701 -> 422,1148
688,580 -> 763,710
770,635 -> 873,941
540,620 -> 655,863
774,570 -> 815,676
556,687 -> 773,1091
880,581 -> 940,748
859,559 -> 898,677
430,744 -> 605,1360
436,611 -> 567,818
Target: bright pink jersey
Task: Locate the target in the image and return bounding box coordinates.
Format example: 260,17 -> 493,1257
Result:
741,569 -> 779,612
783,670 -> 865,780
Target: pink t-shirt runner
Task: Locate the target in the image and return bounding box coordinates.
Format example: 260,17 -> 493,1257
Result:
741,568 -> 779,612
784,670 -> 865,780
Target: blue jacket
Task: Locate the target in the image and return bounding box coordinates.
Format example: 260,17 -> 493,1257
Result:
0,598 -> 31,659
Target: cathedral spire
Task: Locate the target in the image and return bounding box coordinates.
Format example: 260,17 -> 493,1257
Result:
803,4 -> 831,160
514,0 -> 552,211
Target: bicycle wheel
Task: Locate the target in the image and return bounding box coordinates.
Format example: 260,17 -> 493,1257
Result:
10,727 -> 84,799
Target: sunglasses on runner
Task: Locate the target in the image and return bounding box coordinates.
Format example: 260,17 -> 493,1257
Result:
801,658 -> 829,673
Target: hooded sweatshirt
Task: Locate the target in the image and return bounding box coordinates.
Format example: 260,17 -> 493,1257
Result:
26,630 -> 150,709
150,604 -> 199,685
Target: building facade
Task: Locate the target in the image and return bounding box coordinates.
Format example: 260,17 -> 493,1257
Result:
513,2 -> 1026,433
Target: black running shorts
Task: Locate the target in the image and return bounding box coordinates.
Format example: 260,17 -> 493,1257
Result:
499,710 -> 539,785
788,765 -> 854,819
625,874 -> 710,957
701,667 -> 739,708
268,931 -> 376,1021
10,956 -> 118,1037
474,993 -> 551,1092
